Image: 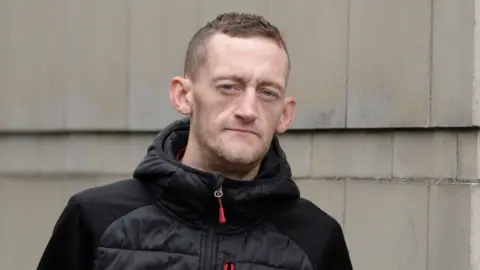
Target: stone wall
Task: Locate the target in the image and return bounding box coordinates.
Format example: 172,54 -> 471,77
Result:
1,1 -> 480,269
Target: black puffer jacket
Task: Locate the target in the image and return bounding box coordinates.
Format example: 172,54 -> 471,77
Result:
38,118 -> 353,270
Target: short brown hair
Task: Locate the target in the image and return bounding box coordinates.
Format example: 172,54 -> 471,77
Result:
183,12 -> 289,80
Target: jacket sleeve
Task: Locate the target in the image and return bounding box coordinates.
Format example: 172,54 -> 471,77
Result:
37,196 -> 95,270
320,223 -> 353,270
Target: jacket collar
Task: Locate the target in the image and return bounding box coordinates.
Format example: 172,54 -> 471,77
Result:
133,117 -> 300,230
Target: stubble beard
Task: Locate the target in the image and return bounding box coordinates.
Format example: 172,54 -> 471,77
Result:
195,126 -> 266,170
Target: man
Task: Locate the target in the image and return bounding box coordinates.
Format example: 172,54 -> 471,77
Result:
38,12 -> 353,270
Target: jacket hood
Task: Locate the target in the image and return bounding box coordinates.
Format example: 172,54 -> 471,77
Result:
133,117 -> 300,229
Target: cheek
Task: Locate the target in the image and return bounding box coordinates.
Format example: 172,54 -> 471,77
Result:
259,103 -> 284,124
192,98 -> 228,132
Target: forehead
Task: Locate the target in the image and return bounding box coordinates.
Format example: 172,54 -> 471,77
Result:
203,34 -> 289,86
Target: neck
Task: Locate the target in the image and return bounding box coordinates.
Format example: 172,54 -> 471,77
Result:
180,141 -> 261,181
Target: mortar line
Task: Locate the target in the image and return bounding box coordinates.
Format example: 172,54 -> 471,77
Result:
342,178 -> 347,229
390,131 -> 395,178
456,131 -> 460,182
268,0 -> 272,20
194,0 -> 200,34
60,0 -> 66,130
428,0 -> 434,126
309,132 -> 314,177
426,184 -> 430,270
125,0 -> 132,129
291,175 -> 480,183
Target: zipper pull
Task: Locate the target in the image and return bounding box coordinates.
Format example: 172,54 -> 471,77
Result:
224,262 -> 234,270
214,186 -> 226,224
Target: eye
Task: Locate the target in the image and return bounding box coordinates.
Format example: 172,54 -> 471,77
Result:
217,84 -> 235,92
259,89 -> 279,100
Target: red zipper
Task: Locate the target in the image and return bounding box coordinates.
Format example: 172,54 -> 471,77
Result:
214,186 -> 226,224
224,262 -> 235,270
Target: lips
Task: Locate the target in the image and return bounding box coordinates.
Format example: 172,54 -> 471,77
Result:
227,128 -> 257,136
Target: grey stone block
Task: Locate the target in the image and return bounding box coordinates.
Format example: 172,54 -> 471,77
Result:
471,186 -> 480,267
312,131 -> 392,178
64,0 -> 129,130
393,131 -> 457,178
128,1 -> 193,130
0,135 -> 40,174
270,0 -> 349,129
0,0 -> 6,130
198,0 -> 271,26
296,179 -> 345,225
64,134 -> 102,173
0,178 -> 6,268
431,0 -> 474,127
65,134 -> 154,175
429,184 -> 471,270
38,135 -> 69,174
95,134 -> 154,175
278,133 -> 312,177
0,176 -> 99,270
2,0 -> 65,130
474,4 -> 480,127
345,181 -> 429,270
0,133 -> 156,176
347,0 -> 431,128
457,131 -> 479,180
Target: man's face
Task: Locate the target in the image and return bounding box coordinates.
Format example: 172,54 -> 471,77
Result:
173,33 -> 295,166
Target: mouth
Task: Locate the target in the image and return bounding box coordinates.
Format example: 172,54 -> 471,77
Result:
226,128 -> 258,136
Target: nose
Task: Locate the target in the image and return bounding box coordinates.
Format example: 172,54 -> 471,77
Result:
234,88 -> 258,123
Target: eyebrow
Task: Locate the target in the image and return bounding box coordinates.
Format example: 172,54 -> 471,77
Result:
212,75 -> 285,91
258,80 -> 285,92
212,75 -> 245,84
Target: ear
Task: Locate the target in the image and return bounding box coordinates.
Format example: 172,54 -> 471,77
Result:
170,76 -> 193,115
275,97 -> 296,134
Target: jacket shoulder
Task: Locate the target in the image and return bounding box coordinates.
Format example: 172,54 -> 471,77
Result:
72,178 -> 154,207
269,197 -> 341,240
38,179 -> 157,270
269,198 -> 352,270
69,178 -> 156,244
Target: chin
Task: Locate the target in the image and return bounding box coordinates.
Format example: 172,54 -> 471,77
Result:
211,138 -> 265,164
220,148 -> 263,165
223,155 -> 258,166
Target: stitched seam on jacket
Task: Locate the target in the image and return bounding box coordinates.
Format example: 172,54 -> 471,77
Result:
267,222 -> 315,270
234,260 -> 295,270
97,202 -> 155,245
97,247 -> 198,257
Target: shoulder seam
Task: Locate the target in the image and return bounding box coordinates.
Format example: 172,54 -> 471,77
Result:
267,221 -> 315,270
97,202 -> 156,245
70,179 -> 159,247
